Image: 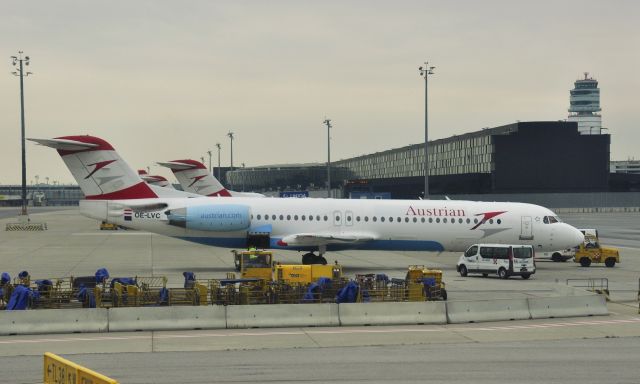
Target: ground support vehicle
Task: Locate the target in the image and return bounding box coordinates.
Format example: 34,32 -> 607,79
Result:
457,244 -> 536,279
405,265 -> 447,301
99,221 -> 118,230
231,249 -> 343,283
573,234 -> 620,268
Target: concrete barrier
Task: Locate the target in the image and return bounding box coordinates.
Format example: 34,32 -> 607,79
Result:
446,299 -> 531,324
108,306 -> 226,332
0,308 -> 108,335
226,303 -> 339,328
527,294 -> 608,319
338,302 -> 447,326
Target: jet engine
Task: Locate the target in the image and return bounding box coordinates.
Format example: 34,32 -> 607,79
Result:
166,204 -> 250,231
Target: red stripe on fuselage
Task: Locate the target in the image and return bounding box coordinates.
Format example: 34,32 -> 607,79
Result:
85,182 -> 158,200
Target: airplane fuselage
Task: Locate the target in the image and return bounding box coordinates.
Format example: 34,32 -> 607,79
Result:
81,197 -> 582,253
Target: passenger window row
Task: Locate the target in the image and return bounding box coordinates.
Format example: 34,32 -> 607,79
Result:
250,214 -> 502,225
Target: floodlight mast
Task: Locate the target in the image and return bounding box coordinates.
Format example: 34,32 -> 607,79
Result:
323,118 -> 332,198
419,62 -> 435,200
11,51 -> 32,217
227,132 -> 235,188
215,143 -> 222,180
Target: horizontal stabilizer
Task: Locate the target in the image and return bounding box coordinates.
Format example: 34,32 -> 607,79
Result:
157,161 -> 198,171
28,138 -> 98,151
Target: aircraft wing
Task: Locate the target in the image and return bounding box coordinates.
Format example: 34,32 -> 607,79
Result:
279,232 -> 377,247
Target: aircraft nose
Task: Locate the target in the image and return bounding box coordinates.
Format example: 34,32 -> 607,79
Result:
565,224 -> 584,247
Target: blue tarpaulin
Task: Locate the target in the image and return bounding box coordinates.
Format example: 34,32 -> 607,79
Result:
302,283 -> 321,302
6,285 -> 34,310
336,281 -> 359,303
77,284 -> 96,308
95,268 -> 109,284
158,287 -> 169,305
183,272 -> 196,288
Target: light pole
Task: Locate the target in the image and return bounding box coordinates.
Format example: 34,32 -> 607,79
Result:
419,62 -> 435,199
11,51 -> 32,217
241,163 -> 245,191
200,156 -> 205,165
207,150 -> 212,174
323,118 -> 332,198
227,132 -> 235,170
227,132 -> 235,189
215,143 -> 222,181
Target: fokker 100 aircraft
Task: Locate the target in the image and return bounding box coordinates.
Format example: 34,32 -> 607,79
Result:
29,135 -> 584,265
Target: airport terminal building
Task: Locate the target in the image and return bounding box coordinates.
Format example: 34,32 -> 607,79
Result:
229,121 -> 615,199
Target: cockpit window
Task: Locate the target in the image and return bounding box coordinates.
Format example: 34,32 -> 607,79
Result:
543,216 -> 560,224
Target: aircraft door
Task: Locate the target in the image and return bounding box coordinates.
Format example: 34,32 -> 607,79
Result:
345,210 -> 354,226
519,216 -> 534,240
333,210 -> 342,227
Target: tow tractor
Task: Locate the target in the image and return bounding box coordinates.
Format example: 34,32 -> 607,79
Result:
573,229 -> 620,268
232,249 -> 342,283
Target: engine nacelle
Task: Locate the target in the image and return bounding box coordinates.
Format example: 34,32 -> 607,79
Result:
166,204 -> 251,232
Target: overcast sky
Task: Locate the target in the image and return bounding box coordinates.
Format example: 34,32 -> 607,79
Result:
1,0 -> 638,185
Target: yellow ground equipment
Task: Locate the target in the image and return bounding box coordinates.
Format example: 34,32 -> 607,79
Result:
573,233 -> 620,267
100,221 -> 118,230
405,265 -> 447,301
232,249 -> 343,283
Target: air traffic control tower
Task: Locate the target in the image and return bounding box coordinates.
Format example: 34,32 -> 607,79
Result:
568,72 -> 602,135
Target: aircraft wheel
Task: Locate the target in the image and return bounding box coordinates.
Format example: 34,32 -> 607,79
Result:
605,258 -> 616,268
579,257 -> 591,267
302,253 -> 315,265
551,252 -> 563,262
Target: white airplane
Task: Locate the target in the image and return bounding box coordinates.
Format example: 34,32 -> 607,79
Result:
29,135 -> 584,265
157,159 -> 264,198
138,169 -> 175,189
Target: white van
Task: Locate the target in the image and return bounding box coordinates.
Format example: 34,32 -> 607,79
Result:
456,244 -> 536,279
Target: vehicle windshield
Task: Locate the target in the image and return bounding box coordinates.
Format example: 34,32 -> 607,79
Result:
242,253 -> 271,268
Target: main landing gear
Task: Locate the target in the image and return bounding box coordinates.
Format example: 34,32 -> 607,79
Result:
301,245 -> 328,265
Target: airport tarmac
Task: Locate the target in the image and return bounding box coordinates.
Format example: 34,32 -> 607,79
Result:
1,207 -> 639,383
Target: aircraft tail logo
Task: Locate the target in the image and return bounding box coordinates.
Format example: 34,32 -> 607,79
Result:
471,211 -> 506,230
